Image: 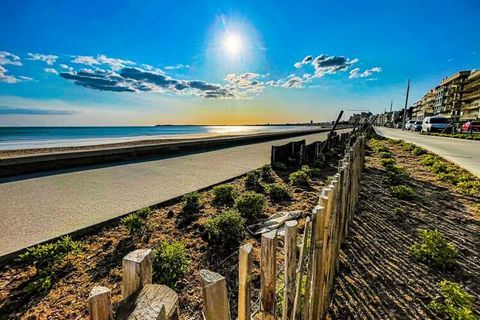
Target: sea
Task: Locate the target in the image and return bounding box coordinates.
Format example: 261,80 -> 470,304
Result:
0,125 -> 322,150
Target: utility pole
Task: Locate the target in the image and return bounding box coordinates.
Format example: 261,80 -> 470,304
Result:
389,100 -> 393,125
401,79 -> 410,131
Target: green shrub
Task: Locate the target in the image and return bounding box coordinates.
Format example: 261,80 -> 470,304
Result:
391,185 -> 415,200
205,209 -> 245,247
267,183 -> 291,201
122,213 -> 144,235
401,142 -> 416,151
311,167 -> 322,178
412,147 -> 427,156
411,229 -> 457,269
272,162 -> 287,170
261,164 -> 274,181
182,192 -> 202,214
289,170 -> 310,186
212,184 -> 237,205
431,161 -> 450,174
420,154 -> 437,166
393,208 -> 407,222
18,236 -> 82,293
378,151 -> 393,158
385,165 -> 409,185
429,280 -> 477,320
152,240 -> 189,289
437,172 -> 460,185
245,171 -> 264,192
235,191 -> 265,218
456,180 -> 480,197
380,158 -> 396,167
301,165 -> 313,176
136,207 -> 152,219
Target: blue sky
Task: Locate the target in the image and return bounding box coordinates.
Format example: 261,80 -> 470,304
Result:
0,0 -> 479,125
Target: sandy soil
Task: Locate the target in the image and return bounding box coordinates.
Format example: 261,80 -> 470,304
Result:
326,140 -> 480,319
0,150 -> 341,319
0,133 -> 238,159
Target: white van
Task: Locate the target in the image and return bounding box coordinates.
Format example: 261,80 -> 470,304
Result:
421,116 -> 450,133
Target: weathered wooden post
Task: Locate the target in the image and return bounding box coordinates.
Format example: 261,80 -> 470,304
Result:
128,284 -> 179,320
88,286 -> 113,320
238,243 -> 253,320
260,230 -> 277,320
200,269 -> 231,320
309,188 -> 331,320
283,220 -> 298,320
292,217 -> 310,320
122,249 -> 153,302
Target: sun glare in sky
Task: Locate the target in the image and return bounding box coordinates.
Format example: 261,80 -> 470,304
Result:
222,32 -> 243,56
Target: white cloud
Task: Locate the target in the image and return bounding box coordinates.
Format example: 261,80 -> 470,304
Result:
71,55 -> 101,66
0,51 -> 22,66
164,64 -> 189,70
60,64 -> 74,71
44,68 -> 59,75
71,54 -> 135,70
0,52 -> 28,83
97,54 -> 135,70
349,66 -> 382,79
0,65 -> 17,83
28,53 -> 58,65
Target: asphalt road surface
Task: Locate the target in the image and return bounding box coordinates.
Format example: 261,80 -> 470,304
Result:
375,127 -> 480,177
0,130 -> 348,258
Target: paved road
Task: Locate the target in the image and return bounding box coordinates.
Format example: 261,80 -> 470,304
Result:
375,127 -> 480,177
0,130 -> 347,257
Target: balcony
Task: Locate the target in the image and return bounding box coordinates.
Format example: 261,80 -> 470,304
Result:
464,78 -> 480,91
463,90 -> 480,101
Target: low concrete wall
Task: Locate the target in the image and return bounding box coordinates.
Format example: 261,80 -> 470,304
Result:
0,128 -> 333,177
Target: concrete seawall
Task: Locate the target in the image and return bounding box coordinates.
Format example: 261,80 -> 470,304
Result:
0,128 -> 335,177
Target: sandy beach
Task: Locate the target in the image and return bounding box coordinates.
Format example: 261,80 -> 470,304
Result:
0,128 -> 326,159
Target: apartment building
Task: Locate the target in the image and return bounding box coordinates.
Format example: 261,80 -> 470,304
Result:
413,70 -> 479,122
433,71 -> 471,120
461,70 -> 480,121
412,89 -> 435,120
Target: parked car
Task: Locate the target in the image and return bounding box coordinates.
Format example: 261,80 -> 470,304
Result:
404,120 -> 416,130
411,121 -> 422,132
461,121 -> 480,133
421,116 -> 450,133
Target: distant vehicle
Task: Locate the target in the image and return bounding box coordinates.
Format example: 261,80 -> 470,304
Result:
411,121 -> 422,132
395,122 -> 402,129
461,121 -> 480,133
404,120 -> 416,130
421,116 -> 450,133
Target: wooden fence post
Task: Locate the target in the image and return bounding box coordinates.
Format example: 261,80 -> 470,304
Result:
283,220 -> 298,320
200,269 -> 231,320
238,243 -> 253,320
308,194 -> 328,320
122,249 -> 153,302
319,180 -> 338,317
292,217 -> 310,320
88,286 -> 113,320
260,230 -> 277,320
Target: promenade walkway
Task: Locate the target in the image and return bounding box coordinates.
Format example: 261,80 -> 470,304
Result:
0,129 -> 346,258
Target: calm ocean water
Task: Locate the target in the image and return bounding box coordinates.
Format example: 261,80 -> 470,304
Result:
0,125 -> 321,150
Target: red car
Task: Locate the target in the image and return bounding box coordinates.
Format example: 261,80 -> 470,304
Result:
461,121 -> 480,133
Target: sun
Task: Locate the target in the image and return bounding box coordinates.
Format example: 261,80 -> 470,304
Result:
222,32 -> 243,56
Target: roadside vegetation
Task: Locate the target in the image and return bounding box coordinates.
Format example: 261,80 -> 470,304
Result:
410,229 -> 458,269
17,236 -> 82,294
152,240 -> 189,289
429,280 -> 478,320
421,131 -> 480,141
328,136 -> 479,319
